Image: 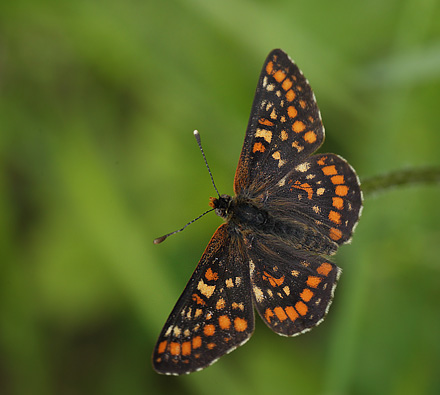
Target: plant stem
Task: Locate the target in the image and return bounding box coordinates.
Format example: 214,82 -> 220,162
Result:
361,166 -> 440,197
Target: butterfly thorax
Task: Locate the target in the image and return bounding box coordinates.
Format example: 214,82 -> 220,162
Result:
210,194 -> 337,255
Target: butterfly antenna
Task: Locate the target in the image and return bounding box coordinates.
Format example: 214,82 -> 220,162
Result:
193,130 -> 220,197
153,130 -> 220,245
153,208 -> 214,244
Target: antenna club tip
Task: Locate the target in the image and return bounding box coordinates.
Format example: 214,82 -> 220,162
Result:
153,235 -> 167,244
193,130 -> 199,136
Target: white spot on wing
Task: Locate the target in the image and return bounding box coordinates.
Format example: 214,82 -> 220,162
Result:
253,286 -> 264,302
295,162 -> 310,172
249,259 -> 255,274
197,279 -> 215,298
277,176 -> 286,187
266,83 -> 275,91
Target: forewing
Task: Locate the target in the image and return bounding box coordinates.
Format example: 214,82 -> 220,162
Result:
248,233 -> 341,336
234,49 -> 324,196
152,224 -> 254,375
266,153 -> 362,246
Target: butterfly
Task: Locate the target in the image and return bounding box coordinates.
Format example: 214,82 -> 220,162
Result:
152,49 -> 362,375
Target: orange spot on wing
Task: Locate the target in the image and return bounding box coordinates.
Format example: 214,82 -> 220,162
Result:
258,118 -> 274,126
170,342 -> 181,356
192,336 -> 202,349
307,276 -> 322,288
234,317 -> 248,332
281,130 -> 288,140
332,197 -> 344,209
317,262 -> 333,276
304,131 -> 317,143
299,100 -> 306,109
295,301 -> 308,316
292,121 -> 306,133
181,341 -> 191,356
285,89 -> 296,101
192,294 -> 206,305
263,271 -> 285,287
331,175 -> 345,185
322,165 -> 337,175
207,342 -> 216,350
335,185 -> 349,196
287,105 -> 298,118
266,61 -> 274,75
274,70 -> 286,82
157,340 -> 167,354
300,288 -> 314,302
291,181 -> 313,199
317,156 -> 327,166
328,210 -> 342,224
203,324 -> 215,336
218,315 -> 231,330
205,268 -> 218,281
253,142 -> 266,153
285,306 -> 299,322
274,306 -> 288,321
330,227 -> 342,241
282,78 -> 293,91
265,308 -> 274,323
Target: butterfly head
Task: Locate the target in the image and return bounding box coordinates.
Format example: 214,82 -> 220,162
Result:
209,194 -> 232,219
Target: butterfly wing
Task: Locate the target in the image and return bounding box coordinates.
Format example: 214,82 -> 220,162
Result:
265,153 -> 363,246
233,49 -> 362,246
247,232 -> 341,336
230,49 -> 362,336
234,49 -> 325,196
152,224 -> 254,375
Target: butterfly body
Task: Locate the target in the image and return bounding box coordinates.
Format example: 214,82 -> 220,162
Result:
153,49 -> 362,375
211,194 -> 338,256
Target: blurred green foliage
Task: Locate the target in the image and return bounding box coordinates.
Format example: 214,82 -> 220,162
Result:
1,0 -> 440,394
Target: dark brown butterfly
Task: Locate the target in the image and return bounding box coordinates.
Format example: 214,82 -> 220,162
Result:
153,49 -> 362,375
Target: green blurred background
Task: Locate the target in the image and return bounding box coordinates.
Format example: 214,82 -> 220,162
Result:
1,0 -> 440,394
